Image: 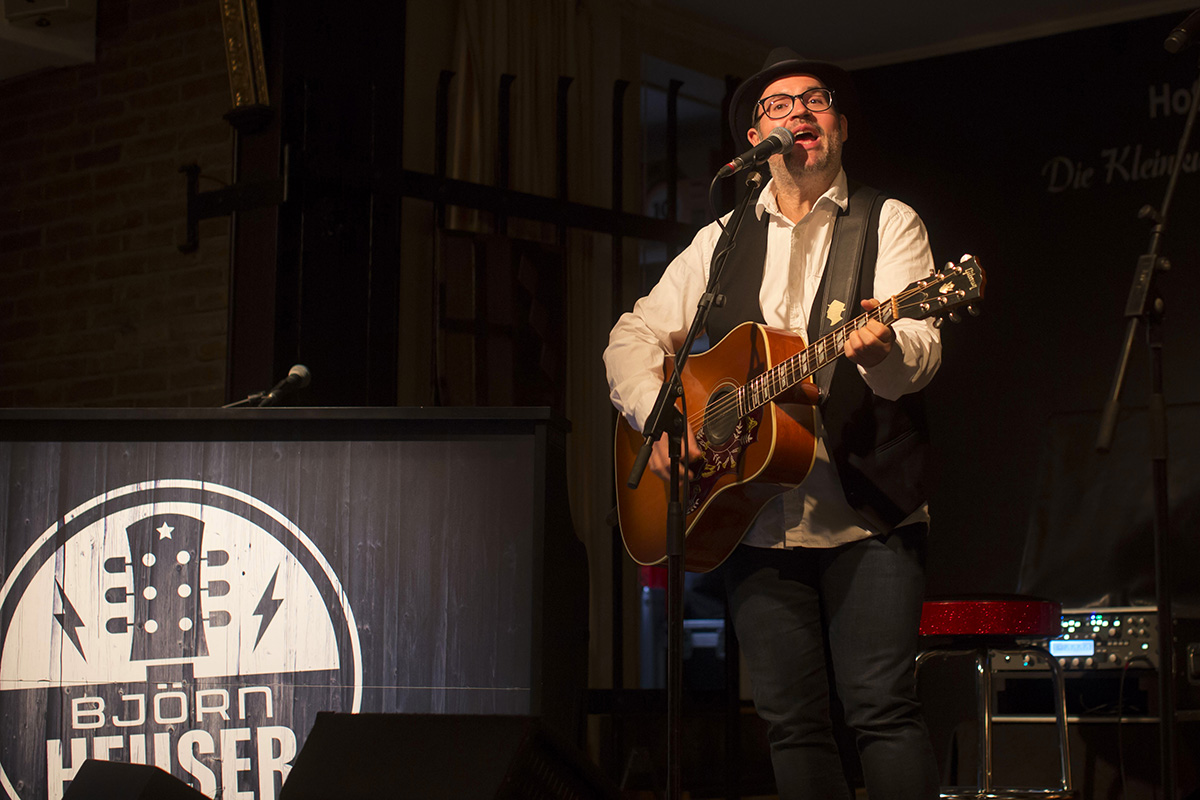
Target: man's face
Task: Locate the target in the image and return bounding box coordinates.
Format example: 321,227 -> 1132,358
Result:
747,73 -> 847,180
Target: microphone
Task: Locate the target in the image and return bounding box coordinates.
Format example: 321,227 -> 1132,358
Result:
1165,9 -> 1200,53
258,364 -> 311,407
717,127 -> 794,178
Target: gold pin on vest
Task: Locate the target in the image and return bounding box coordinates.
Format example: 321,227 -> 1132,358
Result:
825,299 -> 846,327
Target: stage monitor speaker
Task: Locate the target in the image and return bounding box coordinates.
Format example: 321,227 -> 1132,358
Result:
280,713 -> 619,800
62,759 -> 208,800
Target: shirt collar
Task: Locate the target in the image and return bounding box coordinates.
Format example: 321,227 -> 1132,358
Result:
754,169 -> 850,224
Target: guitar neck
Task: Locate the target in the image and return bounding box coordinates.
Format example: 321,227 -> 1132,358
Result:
739,301 -> 895,415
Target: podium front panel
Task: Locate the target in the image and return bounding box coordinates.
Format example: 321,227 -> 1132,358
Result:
0,408 -> 584,800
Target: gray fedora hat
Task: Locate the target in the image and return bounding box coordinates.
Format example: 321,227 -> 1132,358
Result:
729,46 -> 857,144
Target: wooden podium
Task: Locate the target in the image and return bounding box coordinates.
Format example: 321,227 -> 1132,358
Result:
0,407 -> 587,800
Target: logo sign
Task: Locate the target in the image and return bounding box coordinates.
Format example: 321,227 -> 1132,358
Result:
0,480 -> 362,800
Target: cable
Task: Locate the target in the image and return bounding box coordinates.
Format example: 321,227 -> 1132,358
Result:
706,173 -> 725,234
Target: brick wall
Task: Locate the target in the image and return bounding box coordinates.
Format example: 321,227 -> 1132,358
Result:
0,0 -> 233,407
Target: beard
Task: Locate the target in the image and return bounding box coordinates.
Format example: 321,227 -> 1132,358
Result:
766,117 -> 844,185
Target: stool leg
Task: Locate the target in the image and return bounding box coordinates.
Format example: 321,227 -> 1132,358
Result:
1045,652 -> 1073,791
976,646 -> 993,793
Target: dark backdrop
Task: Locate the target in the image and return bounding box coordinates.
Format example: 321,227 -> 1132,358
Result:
847,13 -> 1200,602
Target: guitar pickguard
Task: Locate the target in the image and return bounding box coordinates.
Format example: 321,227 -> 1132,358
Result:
689,408 -> 761,514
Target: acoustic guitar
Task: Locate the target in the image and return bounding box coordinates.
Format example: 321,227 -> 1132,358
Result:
613,256 -> 985,572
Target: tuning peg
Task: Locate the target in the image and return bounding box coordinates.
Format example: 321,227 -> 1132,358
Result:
948,312 -> 962,323
967,304 -> 981,317
933,317 -> 944,328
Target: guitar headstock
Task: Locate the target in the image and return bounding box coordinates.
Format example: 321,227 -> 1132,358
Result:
896,255 -> 985,325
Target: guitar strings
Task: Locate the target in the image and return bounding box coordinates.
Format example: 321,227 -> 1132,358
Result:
684,273 -> 969,433
684,302 -> 892,431
689,281 -> 968,431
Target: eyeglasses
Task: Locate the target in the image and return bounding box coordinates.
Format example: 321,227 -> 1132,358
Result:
756,88 -> 835,120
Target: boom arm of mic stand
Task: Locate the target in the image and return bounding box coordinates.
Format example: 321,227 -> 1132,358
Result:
222,392 -> 266,409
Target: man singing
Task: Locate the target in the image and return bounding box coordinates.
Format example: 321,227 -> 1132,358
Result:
605,47 -> 943,799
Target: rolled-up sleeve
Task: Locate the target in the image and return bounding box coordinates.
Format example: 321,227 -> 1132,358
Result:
857,199 -> 942,400
604,222 -> 723,430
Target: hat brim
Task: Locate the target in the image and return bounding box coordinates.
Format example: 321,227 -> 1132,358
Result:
728,58 -> 855,145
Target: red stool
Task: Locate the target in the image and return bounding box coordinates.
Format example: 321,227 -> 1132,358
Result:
916,596 -> 1075,799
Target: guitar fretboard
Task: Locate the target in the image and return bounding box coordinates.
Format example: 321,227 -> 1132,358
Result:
737,302 -> 896,418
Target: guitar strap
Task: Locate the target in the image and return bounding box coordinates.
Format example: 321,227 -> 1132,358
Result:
805,182 -> 887,400
703,182 -> 886,355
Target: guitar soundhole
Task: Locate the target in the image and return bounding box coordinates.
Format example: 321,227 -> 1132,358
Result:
702,387 -> 739,447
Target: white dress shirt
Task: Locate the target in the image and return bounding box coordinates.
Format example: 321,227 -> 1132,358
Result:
604,170 -> 942,547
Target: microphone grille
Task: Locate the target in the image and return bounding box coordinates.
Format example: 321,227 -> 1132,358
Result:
769,126 -> 795,152
288,364 -> 312,387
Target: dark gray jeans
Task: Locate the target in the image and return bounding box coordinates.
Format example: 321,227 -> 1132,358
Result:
721,525 -> 940,800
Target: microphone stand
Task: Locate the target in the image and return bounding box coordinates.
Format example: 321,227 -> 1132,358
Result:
1094,45 -> 1200,800
626,169 -> 763,800
222,392 -> 267,408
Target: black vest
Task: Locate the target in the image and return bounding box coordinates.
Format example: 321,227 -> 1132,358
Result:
705,183 -> 932,533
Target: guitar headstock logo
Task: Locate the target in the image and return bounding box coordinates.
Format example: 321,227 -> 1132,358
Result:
0,480 -> 362,800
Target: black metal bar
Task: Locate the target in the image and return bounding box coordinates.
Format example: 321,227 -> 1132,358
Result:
609,76 -> 632,788
556,75 -> 573,246
612,78 -> 630,318
721,74 -> 741,212
179,163 -> 201,252
497,73 -> 516,235
224,124 -> 241,401
434,70 -> 454,224
179,164 -> 285,253
666,79 -> 682,245
432,69 -> 454,405
364,0 -> 405,407
439,318 -> 514,336
473,237 -> 489,403
400,170 -> 694,244
284,151 -> 697,244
